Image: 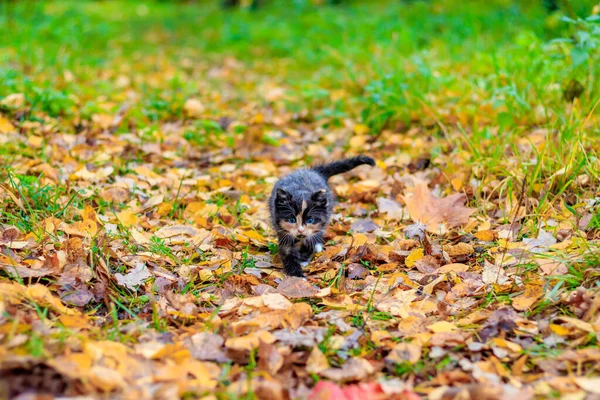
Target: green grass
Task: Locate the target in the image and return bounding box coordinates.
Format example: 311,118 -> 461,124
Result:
1,2 -> 600,395
2,1 -> 599,196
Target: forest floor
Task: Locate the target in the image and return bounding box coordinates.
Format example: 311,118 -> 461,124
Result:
1,1 -> 600,399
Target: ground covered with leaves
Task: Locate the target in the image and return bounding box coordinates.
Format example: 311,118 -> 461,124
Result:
1,1 -> 600,399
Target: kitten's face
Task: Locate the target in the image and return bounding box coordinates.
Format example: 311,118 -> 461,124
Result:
274,188 -> 328,240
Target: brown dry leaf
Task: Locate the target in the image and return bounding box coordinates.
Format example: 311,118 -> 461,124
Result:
385,342 -> 421,364
115,209 -> 139,227
306,346 -> 329,374
402,183 -> 476,234
258,340 -> 283,375
438,263 -> 470,273
428,321 -> 458,333
319,358 -> 374,382
0,93 -> 25,108
376,197 -> 404,220
574,377 -> 600,394
277,277 -> 319,298
0,116 -> 16,133
283,302 -> 313,329
474,230 -> 497,242
114,262 -> 152,290
184,98 -> 205,118
261,292 -> 293,310
23,284 -> 79,316
225,331 -> 276,351
512,283 -> 544,311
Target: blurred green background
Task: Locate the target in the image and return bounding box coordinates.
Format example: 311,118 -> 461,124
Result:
1,0 -> 599,188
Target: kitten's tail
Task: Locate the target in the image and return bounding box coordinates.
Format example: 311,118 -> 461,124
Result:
312,156 -> 375,180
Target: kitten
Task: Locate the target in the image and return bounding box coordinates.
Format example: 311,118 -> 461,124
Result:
269,156 -> 375,277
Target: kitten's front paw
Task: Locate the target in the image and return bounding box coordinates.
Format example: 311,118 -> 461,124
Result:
300,261 -> 309,268
314,243 -> 323,253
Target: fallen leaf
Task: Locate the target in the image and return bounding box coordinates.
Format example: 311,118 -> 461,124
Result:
319,358 -> 375,382
405,248 -> 424,268
225,331 -> 276,351
183,98 -> 205,118
376,197 -> 404,220
523,229 -> 557,253
512,283 -> 543,311
385,342 -> 421,364
258,340 -> 283,375
277,277 -> 319,298
574,377 -> 600,394
306,346 -> 329,374
0,116 -> 16,133
261,292 -> 293,310
482,261 -> 510,285
402,183 -> 476,234
114,262 -> 152,290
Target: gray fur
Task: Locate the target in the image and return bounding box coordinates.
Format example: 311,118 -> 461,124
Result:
268,169 -> 333,227
269,156 -> 375,277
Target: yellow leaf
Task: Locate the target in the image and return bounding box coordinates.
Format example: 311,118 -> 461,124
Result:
225,331 -> 275,351
349,135 -> 367,148
352,233 -> 368,246
25,284 -> 78,315
115,209 -> 139,227
450,177 -> 463,191
353,124 -> 369,135
550,324 -> 571,336
261,293 -> 292,310
491,338 -> 522,353
242,230 -> 266,241
474,230 -> 497,242
0,116 -> 15,133
82,204 -> 97,222
386,342 -> 422,364
428,321 -> 457,333
512,283 -> 543,311
0,93 -> 25,108
58,314 -> 90,329
438,263 -> 469,273
575,377 -> 600,394
402,183 -> 476,234
88,366 -> 126,391
405,248 -> 424,268
157,202 -> 173,216
306,346 -> 329,374
27,135 -> 43,148
131,228 -> 150,245
555,316 -> 595,333
183,98 -> 205,118
251,112 -> 264,124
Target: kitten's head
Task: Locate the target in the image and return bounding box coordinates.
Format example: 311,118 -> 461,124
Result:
273,188 -> 328,240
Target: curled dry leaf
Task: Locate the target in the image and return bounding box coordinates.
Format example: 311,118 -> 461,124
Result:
385,342 -> 422,364
319,358 -> 375,382
114,262 -> 152,291
225,330 -> 276,351
402,183 -> 476,234
277,276 -> 319,298
376,197 -> 404,220
306,346 -> 329,374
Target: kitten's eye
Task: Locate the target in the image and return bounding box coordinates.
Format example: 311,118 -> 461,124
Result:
305,217 -> 315,224
287,217 -> 297,223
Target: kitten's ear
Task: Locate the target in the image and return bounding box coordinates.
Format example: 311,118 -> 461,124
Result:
311,189 -> 328,207
275,188 -> 291,203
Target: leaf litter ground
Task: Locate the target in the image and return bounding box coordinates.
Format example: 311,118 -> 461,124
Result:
1,2 -> 600,399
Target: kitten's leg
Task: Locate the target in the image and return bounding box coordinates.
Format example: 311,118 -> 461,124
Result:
298,232 -> 323,266
313,232 -> 324,253
279,241 -> 305,277
282,252 -> 305,277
